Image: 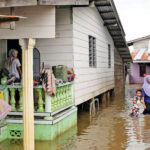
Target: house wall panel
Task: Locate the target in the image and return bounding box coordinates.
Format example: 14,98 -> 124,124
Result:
73,7 -> 115,105
36,8 -> 74,68
114,48 -> 124,95
0,6 -> 55,39
0,0 -> 37,7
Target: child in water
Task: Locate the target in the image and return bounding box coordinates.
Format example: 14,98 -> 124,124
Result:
131,90 -> 142,117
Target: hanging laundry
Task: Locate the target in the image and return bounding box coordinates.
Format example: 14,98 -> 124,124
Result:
41,69 -> 56,96
0,99 -> 11,121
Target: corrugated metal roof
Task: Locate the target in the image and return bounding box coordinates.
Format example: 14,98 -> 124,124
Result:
131,49 -> 149,62
134,48 -> 145,60
95,0 -> 132,63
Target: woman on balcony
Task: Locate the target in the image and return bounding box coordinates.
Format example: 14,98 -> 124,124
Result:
5,49 -> 22,84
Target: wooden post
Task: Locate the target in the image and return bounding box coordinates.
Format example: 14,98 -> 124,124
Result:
19,38 -> 35,150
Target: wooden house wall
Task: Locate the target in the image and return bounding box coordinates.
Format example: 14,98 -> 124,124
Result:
133,39 -> 150,50
73,7 -> 115,105
0,6 -> 55,39
0,0 -> 37,7
114,48 -> 124,95
36,8 -> 74,68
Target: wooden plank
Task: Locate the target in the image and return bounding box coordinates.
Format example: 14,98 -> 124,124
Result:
0,0 -> 37,7
39,0 -> 89,5
0,22 -> 10,28
0,6 -> 55,39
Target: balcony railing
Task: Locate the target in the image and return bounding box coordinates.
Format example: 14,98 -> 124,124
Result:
0,82 -> 74,117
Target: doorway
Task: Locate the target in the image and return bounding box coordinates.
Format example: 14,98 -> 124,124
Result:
7,40 -> 40,78
7,40 -> 22,64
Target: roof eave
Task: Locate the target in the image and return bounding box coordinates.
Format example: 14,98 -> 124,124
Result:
95,0 -> 132,63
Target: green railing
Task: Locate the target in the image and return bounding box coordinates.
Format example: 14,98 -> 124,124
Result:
0,82 -> 74,115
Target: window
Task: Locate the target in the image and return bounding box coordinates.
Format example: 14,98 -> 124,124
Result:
108,44 -> 111,68
33,48 -> 40,78
139,64 -> 146,77
89,36 -> 96,67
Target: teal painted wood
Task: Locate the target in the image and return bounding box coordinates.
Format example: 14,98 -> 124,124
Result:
18,88 -> 23,112
0,126 -> 7,142
0,82 -> 74,115
45,93 -> 52,112
3,88 -> 9,103
37,88 -> 44,113
5,110 -> 77,141
10,88 -> 16,112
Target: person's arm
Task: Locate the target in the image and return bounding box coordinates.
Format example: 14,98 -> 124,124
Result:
16,59 -> 22,77
142,97 -> 146,109
133,96 -> 136,104
17,66 -> 22,76
141,89 -> 146,109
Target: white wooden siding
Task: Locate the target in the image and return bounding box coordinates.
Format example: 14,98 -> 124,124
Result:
0,6 -> 55,39
36,8 -> 74,68
133,39 -> 150,50
73,7 -> 115,105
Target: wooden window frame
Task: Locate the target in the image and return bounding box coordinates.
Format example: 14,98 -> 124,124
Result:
108,44 -> 111,68
89,35 -> 96,68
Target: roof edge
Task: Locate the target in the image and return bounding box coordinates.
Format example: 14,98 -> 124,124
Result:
128,35 -> 150,46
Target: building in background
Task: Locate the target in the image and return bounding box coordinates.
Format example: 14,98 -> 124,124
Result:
128,35 -> 150,84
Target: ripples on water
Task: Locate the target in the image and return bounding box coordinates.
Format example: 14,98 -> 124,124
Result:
1,85 -> 150,150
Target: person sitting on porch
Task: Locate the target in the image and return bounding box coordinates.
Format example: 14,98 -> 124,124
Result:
142,75 -> 150,114
5,49 -> 22,84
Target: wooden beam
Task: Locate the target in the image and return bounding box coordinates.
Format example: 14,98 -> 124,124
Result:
123,59 -> 132,62
117,48 -> 129,51
103,19 -> 117,26
97,7 -> 113,13
95,1 -> 111,6
109,28 -> 121,31
118,51 -> 128,54
0,0 -> 37,7
112,36 -> 123,40
10,8 -> 15,30
113,39 -> 124,42
19,38 -> 35,150
110,31 -> 122,36
39,0 -> 89,5
120,55 -> 131,58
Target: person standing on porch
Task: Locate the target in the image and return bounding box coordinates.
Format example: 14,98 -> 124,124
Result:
5,49 -> 22,84
142,75 -> 150,114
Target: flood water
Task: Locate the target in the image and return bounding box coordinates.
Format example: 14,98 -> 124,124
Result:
1,84 -> 150,150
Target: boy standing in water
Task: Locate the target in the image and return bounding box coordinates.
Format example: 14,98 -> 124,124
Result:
131,90 -> 142,116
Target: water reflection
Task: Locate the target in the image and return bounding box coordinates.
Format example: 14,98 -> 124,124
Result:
1,85 -> 150,150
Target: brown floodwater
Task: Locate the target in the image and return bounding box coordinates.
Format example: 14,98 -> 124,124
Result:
1,84 -> 150,150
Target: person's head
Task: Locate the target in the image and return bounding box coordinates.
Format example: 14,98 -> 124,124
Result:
9,49 -> 18,58
136,89 -> 142,97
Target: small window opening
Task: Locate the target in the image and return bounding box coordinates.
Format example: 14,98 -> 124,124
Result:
89,36 -> 96,68
108,44 -> 111,68
139,64 -> 146,77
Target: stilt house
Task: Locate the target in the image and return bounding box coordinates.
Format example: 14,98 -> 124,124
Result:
0,0 -> 131,142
